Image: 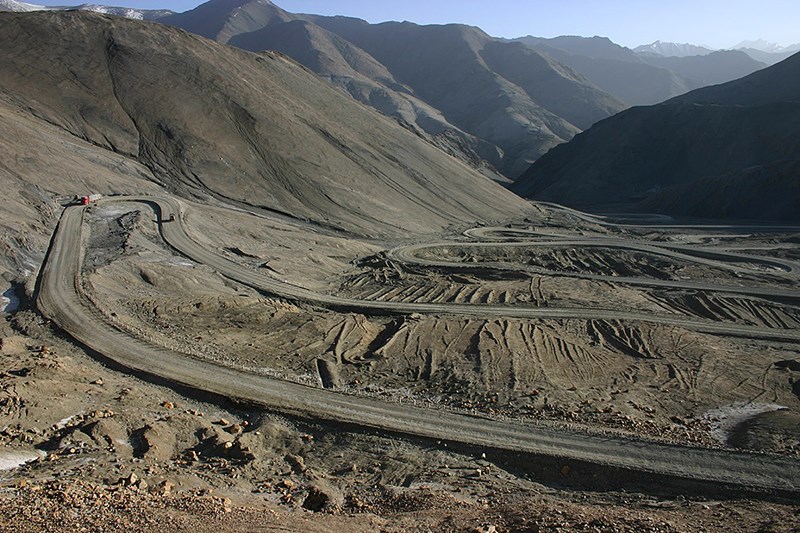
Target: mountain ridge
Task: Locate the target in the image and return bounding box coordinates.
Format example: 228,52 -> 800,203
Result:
294,14 -> 624,176
634,41 -> 714,57
163,0 -> 626,178
226,15 -> 507,180
512,51 -> 800,222
514,35 -> 766,106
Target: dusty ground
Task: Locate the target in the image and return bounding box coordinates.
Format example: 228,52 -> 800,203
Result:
1,313 -> 800,532
83,202 -> 800,451
1,200 -> 798,531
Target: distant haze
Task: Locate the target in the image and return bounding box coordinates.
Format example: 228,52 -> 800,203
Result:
29,0 -> 800,49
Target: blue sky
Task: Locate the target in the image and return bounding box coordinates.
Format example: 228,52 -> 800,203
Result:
34,0 -> 800,49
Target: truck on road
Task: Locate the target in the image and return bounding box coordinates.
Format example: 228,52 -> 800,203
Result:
78,194 -> 102,205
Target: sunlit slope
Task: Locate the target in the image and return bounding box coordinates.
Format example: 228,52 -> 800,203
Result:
0,11 -> 529,236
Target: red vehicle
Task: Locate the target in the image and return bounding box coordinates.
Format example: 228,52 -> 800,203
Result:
78,194 -> 102,205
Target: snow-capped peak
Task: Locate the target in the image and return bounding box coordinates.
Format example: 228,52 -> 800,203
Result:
0,1 -> 174,20
633,40 -> 715,58
734,39 -> 800,53
0,0 -> 51,12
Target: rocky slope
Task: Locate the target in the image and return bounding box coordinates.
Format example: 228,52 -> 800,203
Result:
163,1 -> 500,178
299,16 -> 624,177
512,52 -> 800,222
227,17 -> 504,180
163,0 -> 625,178
0,10 -> 529,263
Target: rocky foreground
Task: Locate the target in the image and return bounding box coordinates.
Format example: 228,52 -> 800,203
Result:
0,308 -> 798,532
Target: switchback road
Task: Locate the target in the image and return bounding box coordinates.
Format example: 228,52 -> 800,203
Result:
388,236 -> 800,302
151,197 -> 800,342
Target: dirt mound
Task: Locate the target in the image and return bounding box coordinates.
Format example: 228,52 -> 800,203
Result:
728,409 -> 800,454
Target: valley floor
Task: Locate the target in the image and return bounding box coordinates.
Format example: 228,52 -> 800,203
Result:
1,197 -> 798,531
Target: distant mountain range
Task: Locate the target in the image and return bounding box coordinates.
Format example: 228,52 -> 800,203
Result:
634,41 -> 714,57
512,51 -> 800,222
634,39 -> 800,66
734,39 -> 800,54
734,47 -> 800,66
0,0 -> 173,19
512,35 -> 764,106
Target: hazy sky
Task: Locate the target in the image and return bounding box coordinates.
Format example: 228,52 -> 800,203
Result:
34,0 -> 800,49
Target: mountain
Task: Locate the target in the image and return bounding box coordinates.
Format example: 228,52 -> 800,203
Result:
0,11 -> 528,242
736,48 -> 799,66
0,0 -> 173,19
163,0 -> 625,178
734,39 -> 800,54
225,17 -> 505,180
159,0 -> 291,43
296,16 -> 624,177
70,4 -> 174,20
733,41 -> 800,66
517,37 -> 691,106
639,50 -> 766,88
634,41 -> 714,57
0,0 -> 42,11
163,1 -> 506,178
512,52 -> 800,222
514,35 -> 763,106
514,35 -> 640,62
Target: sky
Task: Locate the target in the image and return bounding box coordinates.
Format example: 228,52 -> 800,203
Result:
33,0 -> 800,49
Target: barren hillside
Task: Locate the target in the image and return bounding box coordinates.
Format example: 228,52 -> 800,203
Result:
164,0 -> 625,178
0,11 -> 527,247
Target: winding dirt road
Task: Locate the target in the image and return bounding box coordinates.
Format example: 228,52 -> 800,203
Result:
36,196 -> 800,495
150,196 -> 800,341
388,234 -> 800,303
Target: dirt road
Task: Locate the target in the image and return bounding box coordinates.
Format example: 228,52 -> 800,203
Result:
35,197 -> 800,495
125,196 -> 799,341
389,236 -> 800,302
